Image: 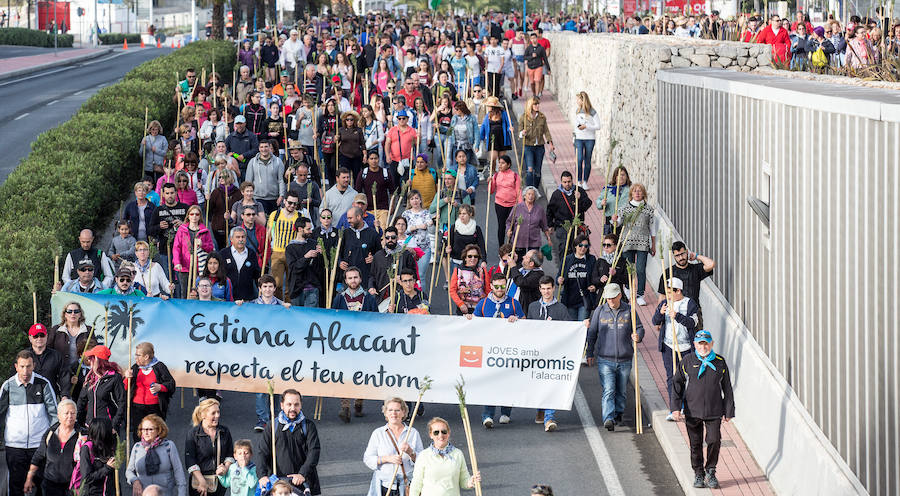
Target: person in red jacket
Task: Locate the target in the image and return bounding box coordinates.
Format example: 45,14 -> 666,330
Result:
756,15 -> 791,64
790,12 -> 814,35
740,16 -> 761,42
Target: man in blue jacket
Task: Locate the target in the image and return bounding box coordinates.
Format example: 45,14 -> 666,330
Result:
586,283 -> 644,431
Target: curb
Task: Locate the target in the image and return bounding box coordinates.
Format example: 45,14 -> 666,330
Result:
0,48 -> 114,82
509,91 -> 712,496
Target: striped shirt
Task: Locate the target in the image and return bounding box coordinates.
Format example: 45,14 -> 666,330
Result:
266,209 -> 299,253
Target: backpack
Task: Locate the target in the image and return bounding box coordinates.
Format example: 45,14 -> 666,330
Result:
811,47 -> 828,67
69,439 -> 94,493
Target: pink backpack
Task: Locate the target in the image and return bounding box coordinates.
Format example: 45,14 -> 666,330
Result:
69,439 -> 94,493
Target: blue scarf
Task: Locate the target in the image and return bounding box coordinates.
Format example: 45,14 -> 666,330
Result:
430,442 -> 455,457
696,350 -> 717,378
138,357 -> 159,372
278,410 -> 306,432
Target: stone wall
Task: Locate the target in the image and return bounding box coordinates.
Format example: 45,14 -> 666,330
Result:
544,32 -> 771,199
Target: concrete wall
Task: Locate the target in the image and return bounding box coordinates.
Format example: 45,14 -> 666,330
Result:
656,67 -> 900,496
543,32 -> 771,200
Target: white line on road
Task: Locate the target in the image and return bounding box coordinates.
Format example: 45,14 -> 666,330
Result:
74,90 -> 85,95
47,99 -> 60,106
14,113 -> 29,120
574,385 -> 626,496
0,67 -> 69,87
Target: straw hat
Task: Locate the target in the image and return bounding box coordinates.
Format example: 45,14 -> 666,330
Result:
341,109 -> 360,122
484,96 -> 503,108
675,16 -> 687,26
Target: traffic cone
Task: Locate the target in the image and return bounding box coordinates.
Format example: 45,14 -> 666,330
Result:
123,38 -> 128,49
140,38 -> 145,48
156,40 -> 160,48
178,40 -> 182,48
171,40 -> 175,48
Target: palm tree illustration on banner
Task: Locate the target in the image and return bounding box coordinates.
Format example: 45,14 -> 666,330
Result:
105,301 -> 144,348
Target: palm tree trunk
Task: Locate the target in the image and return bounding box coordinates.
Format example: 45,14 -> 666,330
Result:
212,0 -> 225,39
267,0 -> 277,26
294,0 -> 306,21
255,0 -> 266,32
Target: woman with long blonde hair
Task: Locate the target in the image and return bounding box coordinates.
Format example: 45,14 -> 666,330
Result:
573,91 -> 601,190
517,96 -> 555,192
185,399 -> 234,496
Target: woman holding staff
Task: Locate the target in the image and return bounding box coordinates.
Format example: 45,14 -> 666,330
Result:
363,398 -> 424,496
125,342 -> 176,432
596,166 -> 631,235
409,417 -> 481,496
506,186 -> 551,260
172,205 -> 215,298
76,345 -> 126,434
613,183 -> 656,306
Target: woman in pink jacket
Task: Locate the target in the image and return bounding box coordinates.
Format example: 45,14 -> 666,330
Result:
488,155 -> 521,246
172,205 -> 214,298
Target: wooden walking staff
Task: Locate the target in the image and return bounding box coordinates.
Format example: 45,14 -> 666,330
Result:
384,377 -> 433,496
429,168 -> 444,293
455,377 -> 483,496
659,239 -> 680,375
506,213 -> 524,280
627,263 -> 643,434
267,380 -> 278,473
125,304 -> 136,465
212,62 -> 217,108
142,106 -> 149,173
71,315 -> 102,397
261,222 -> 272,275
326,230 -> 344,309
444,186 -> 459,315
556,219 -> 574,300
104,302 -> 110,345
483,137 -> 496,237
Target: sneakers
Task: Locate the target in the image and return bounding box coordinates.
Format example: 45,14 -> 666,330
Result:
535,411 -> 545,424
483,418 -> 494,429
603,419 -> 615,431
705,469 -> 720,489
636,296 -> 647,306
498,414 -> 511,424
254,422 -> 266,432
339,407 -> 351,423
582,182 -> 591,191
544,420 -> 558,432
354,402 -> 364,417
693,473 -> 706,488
614,414 -> 623,425
581,356 -> 589,366
665,412 -> 676,422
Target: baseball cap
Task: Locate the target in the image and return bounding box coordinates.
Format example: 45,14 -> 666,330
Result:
669,277 -> 684,290
601,283 -> 621,299
280,70 -> 290,77
353,193 -> 368,205
76,259 -> 95,269
234,115 -> 247,124
28,323 -> 48,337
395,109 -> 409,119
84,345 -> 112,361
115,266 -> 133,279
694,330 -> 712,343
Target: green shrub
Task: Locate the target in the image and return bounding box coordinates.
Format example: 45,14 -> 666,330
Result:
0,27 -> 73,47
0,40 -> 235,366
98,33 -> 142,45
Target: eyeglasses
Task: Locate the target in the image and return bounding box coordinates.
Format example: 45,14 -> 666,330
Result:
197,284 -> 212,289
78,267 -> 94,272
401,279 -> 415,283
432,429 -> 448,435
65,309 -> 82,314
286,200 -> 299,206
602,243 -> 614,247
139,427 -> 158,432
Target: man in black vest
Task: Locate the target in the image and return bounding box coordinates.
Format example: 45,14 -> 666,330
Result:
59,229 -> 114,288
219,226 -> 261,302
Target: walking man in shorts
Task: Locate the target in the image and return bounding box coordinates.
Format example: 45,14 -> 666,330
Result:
524,32 -> 550,96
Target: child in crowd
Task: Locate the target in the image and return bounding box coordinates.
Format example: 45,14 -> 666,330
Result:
218,439 -> 258,496
109,220 -> 136,268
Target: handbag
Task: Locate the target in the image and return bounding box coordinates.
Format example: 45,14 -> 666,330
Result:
385,429 -> 411,496
190,430 -> 220,492
810,47 -> 828,67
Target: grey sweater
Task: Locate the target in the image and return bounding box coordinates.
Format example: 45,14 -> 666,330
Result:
125,439 -> 188,496
245,153 -> 286,201
586,302 -> 645,363
526,299 -> 571,321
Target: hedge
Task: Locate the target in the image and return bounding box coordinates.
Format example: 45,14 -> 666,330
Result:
0,40 -> 235,366
0,27 -> 73,47
98,33 -> 142,45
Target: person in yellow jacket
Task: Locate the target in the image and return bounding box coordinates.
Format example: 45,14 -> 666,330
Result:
266,191 -> 300,299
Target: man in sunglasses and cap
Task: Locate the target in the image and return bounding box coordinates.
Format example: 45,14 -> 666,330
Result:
98,266 -> 146,297
585,283 -> 643,431
60,260 -> 104,294
672,330 -> 734,489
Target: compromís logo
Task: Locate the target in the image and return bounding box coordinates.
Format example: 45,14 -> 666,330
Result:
459,346 -> 483,367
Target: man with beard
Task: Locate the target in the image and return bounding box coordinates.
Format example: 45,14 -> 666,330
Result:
368,227 -> 417,303
338,207 -> 380,288
388,269 -> 429,314
286,217 -> 324,308
257,389 -> 321,495
330,266 -> 377,423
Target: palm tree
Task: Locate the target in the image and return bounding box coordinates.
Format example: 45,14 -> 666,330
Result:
294,0 -> 308,21
256,0 -> 266,32
105,301 -> 144,349
211,0 -> 226,39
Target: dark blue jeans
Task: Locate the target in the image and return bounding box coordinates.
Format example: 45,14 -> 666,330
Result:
523,145 -> 545,189
574,139 -> 595,183
481,405 -> 512,422
597,358 -> 632,423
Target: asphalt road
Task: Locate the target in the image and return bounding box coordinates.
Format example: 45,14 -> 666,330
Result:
0,46 -> 172,183
0,44 -> 79,59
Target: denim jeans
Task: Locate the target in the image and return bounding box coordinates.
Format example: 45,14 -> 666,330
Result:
255,393 -> 279,424
624,250 -> 649,296
523,145 -> 545,189
567,304 -> 589,322
481,405 -> 512,422
539,409 -> 556,421
416,245 -> 432,283
662,344 -> 692,411
574,139 -> 595,183
291,288 -> 319,308
597,358 -> 632,423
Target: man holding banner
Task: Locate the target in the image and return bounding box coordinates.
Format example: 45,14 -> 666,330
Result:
257,389 -> 321,495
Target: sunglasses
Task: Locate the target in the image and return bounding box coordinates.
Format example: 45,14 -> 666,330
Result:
384,236 -> 398,240
286,200 -> 299,206
401,279 -> 415,283
602,243 -> 614,247
491,284 -> 506,289
31,333 -> 47,338
118,278 -> 133,283
243,212 -> 256,216
65,309 -> 82,314
577,243 -> 590,248
78,267 -> 95,272
466,254 -> 480,259
432,429 -> 448,435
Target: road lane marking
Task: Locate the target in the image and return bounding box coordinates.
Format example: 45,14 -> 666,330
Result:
74,90 -> 85,95
574,385 -> 626,496
47,99 -> 60,106
14,113 -> 29,120
0,67 -> 68,87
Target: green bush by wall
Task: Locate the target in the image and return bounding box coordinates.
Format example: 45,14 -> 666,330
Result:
0,27 -> 73,47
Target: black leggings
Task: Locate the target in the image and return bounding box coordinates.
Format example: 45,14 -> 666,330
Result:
494,203 -> 512,247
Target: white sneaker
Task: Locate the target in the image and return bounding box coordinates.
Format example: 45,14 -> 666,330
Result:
665,412 -> 676,422
582,183 -> 591,191
637,296 -> 647,306
483,417 -> 494,429
499,414 -> 511,424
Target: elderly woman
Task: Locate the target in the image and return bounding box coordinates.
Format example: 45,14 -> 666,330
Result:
409,417 -> 481,496
127,414 -> 187,496
133,241 -> 174,298
185,398 -> 234,496
76,345 -> 126,433
125,342 -> 176,433
596,166 -> 631,235
48,301 -> 90,376
446,204 -> 486,273
506,186 -> 551,260
614,183 -> 657,306
24,399 -> 78,496
141,120 -> 168,178
449,244 -> 489,316
363,398 -> 424,496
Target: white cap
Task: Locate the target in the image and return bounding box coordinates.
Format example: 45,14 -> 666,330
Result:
602,284 -> 621,299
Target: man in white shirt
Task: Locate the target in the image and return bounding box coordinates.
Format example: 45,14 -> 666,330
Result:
282,29 -> 305,77
483,36 -> 506,98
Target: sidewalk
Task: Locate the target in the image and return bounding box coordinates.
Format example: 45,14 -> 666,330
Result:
0,47 -> 113,82
524,91 -> 776,496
